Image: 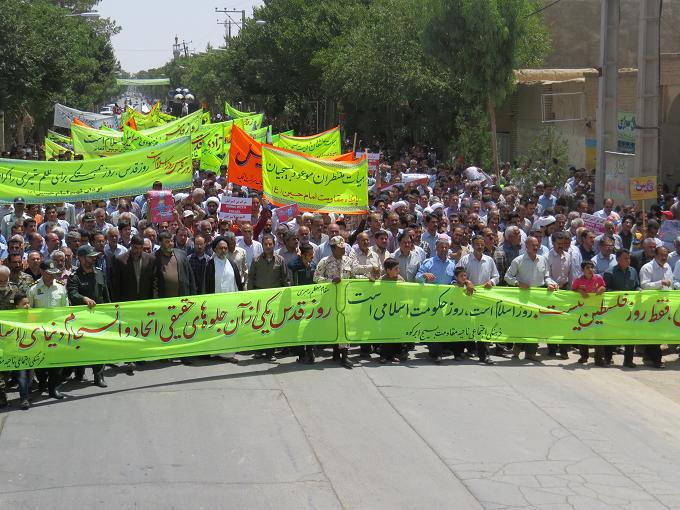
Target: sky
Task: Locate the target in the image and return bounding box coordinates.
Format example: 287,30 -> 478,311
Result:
97,0 -> 262,73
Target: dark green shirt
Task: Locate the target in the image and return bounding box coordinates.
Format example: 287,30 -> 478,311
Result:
603,265 -> 639,291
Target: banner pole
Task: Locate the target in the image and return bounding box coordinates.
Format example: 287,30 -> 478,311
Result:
352,132 -> 357,153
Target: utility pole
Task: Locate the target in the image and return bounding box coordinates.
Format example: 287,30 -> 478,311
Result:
634,0 -> 662,181
172,36 -> 192,59
594,0 -> 620,208
215,7 -> 247,42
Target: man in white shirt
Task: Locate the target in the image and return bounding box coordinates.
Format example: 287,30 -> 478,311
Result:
456,235 -> 500,365
640,246 -> 673,368
546,231 -> 573,358
668,236 -> 680,270
505,236 -> 558,361
236,222 -> 263,267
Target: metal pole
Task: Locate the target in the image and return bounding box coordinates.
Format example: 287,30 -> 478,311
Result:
595,0 -> 620,208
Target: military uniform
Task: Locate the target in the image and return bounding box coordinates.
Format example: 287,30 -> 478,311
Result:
66,266 -> 111,385
10,271 -> 34,295
0,283 -> 18,407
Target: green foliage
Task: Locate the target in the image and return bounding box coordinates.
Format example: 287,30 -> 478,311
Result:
508,127 -> 569,196
132,0 -> 551,153
0,0 -> 119,139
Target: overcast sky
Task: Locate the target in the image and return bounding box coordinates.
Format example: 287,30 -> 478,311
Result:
97,0 -> 262,73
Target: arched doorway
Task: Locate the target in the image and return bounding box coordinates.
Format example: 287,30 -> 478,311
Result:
661,92 -> 680,189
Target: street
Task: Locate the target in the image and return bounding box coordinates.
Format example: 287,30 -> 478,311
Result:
2,348 -> 680,509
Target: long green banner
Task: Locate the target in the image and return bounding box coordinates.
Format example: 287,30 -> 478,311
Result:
2,282 -> 680,370
273,126 -> 341,157
261,144 -> 368,214
0,137 -> 192,203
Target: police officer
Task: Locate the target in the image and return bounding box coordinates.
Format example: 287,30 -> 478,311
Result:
0,265 -> 18,407
28,262 -> 68,399
66,245 -> 111,388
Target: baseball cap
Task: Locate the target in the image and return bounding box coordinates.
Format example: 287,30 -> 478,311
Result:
40,261 -> 60,275
82,212 -> 95,222
183,210 -> 196,218
77,245 -> 100,258
329,236 -> 346,249
13,197 -> 25,205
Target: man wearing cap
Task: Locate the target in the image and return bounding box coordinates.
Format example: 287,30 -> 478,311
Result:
314,235 -> 378,368
1,197 -> 31,240
66,245 -> 111,387
28,262 -> 68,399
80,211 -> 97,235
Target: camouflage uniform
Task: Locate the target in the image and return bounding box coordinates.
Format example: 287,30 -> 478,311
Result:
0,283 -> 18,406
10,271 -> 34,295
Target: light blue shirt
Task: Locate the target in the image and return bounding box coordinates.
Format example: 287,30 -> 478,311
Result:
416,255 -> 455,284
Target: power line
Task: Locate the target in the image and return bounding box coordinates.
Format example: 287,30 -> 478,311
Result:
524,0 -> 563,19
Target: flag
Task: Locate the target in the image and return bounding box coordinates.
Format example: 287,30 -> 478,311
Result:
228,125 -> 263,190
273,204 -> 299,223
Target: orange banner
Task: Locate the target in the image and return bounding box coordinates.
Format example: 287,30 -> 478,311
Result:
228,125 -> 263,190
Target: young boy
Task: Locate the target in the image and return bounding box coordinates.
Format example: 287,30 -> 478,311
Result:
572,260 -> 606,365
378,258 -> 407,363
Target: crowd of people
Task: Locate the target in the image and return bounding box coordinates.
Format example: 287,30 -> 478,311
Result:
1,142 -> 680,412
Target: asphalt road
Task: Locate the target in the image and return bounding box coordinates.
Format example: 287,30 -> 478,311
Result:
2,346 -> 680,509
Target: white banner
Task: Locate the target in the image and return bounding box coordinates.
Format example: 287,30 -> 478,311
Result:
219,196 -> 253,221
53,103 -> 119,130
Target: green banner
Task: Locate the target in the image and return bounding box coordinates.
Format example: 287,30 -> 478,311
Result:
250,125 -> 272,144
44,138 -> 69,160
234,113 -> 263,132
71,123 -> 125,157
225,101 -> 255,118
47,130 -> 72,146
0,137 -> 192,203
138,109 -> 203,140
261,145 -> 368,213
3,282 -> 680,370
117,78 -> 171,86
270,130 -> 294,145
273,126 -> 341,157
122,125 -> 160,151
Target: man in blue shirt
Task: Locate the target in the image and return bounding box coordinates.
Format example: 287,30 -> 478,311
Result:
416,237 -> 456,363
416,236 -> 455,284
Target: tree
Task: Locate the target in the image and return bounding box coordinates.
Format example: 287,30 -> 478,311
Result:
508,127 -> 569,196
423,0 -> 551,175
0,0 -> 119,145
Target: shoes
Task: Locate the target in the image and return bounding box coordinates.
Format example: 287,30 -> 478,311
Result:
432,356 -> 442,365
49,387 -> 64,400
359,352 -> 371,359
577,356 -> 588,364
224,357 -> 239,364
623,361 -> 637,368
525,355 -> 541,362
20,399 -> 30,410
495,345 -> 510,354
655,361 -> 666,369
94,376 -> 108,388
253,352 -> 265,359
453,354 -> 462,361
480,358 -> 495,365
378,357 -> 387,364
125,362 -> 136,375
181,358 -> 194,365
340,357 -> 354,369
559,353 -> 569,360
267,355 -> 277,362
